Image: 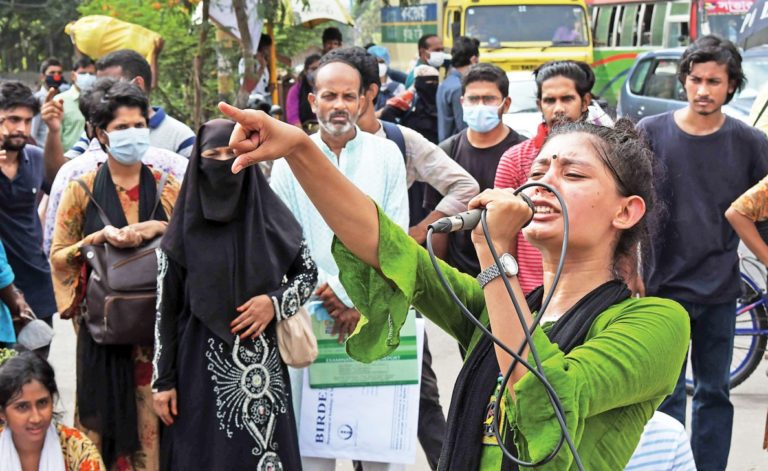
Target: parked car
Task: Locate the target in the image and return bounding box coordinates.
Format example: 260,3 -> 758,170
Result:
617,45 -> 768,122
503,71 -> 616,138
503,71 -> 541,139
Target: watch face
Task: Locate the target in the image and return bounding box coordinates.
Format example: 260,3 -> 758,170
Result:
501,253 -> 518,276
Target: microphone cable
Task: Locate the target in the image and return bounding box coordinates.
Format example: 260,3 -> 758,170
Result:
425,181 -> 585,470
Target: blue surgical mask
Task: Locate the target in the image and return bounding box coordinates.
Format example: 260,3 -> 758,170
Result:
76,73 -> 96,91
462,104 -> 502,133
105,127 -> 150,165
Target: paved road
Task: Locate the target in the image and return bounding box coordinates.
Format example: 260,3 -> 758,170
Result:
50,315 -> 765,470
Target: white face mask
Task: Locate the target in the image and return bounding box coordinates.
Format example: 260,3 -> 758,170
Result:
427,51 -> 446,68
378,63 -> 388,78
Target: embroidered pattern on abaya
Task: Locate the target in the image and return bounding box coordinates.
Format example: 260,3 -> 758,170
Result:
206,334 -> 288,470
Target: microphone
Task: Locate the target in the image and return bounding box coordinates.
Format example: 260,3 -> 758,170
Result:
428,209 -> 483,233
428,193 -> 536,234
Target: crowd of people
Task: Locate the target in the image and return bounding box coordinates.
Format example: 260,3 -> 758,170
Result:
0,24 -> 766,471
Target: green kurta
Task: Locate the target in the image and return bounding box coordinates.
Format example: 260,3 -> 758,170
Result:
332,205 -> 690,470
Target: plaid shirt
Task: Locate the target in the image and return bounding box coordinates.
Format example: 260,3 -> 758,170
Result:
493,123 -> 548,294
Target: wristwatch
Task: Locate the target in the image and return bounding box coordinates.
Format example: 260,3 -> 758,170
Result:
477,253 -> 519,289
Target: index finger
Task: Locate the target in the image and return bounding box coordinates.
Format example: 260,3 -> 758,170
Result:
45,87 -> 57,103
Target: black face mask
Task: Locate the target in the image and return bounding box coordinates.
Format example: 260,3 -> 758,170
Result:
44,74 -> 65,90
198,157 -> 246,223
414,77 -> 439,100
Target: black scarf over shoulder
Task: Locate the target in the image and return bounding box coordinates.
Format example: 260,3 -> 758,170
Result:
160,119 -> 303,347
438,280 -> 631,471
299,76 -> 315,125
77,162 -> 168,468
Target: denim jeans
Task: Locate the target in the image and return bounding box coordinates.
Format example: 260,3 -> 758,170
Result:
659,300 -> 735,471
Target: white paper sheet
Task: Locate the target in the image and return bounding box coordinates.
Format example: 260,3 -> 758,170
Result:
298,319 -> 425,464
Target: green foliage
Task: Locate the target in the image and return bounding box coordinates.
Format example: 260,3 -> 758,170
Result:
0,0 -> 79,75
0,347 -> 16,366
77,0 -> 222,126
0,0 -> 398,122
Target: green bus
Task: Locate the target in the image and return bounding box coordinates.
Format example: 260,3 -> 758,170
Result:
589,0 -> 753,105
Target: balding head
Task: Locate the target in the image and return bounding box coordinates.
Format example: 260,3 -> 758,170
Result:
309,61 -> 365,139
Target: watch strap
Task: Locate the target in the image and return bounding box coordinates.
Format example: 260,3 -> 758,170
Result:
477,264 -> 502,289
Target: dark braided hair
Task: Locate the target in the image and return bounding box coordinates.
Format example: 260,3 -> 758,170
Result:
548,118 -> 663,277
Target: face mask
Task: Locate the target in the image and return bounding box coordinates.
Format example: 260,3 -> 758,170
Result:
44,74 -> 64,90
427,51 -> 445,68
76,73 -> 96,91
378,63 -> 388,77
414,77 -> 439,100
463,103 -> 503,133
105,127 -> 150,165
199,157 -> 246,222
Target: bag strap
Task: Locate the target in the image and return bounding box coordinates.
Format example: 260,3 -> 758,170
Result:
438,131 -> 461,160
75,178 -> 112,228
149,171 -> 168,220
381,120 -> 407,161
753,97 -> 768,127
76,170 -> 167,227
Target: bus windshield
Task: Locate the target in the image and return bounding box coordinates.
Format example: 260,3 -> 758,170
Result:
465,5 -> 589,47
702,0 -> 753,42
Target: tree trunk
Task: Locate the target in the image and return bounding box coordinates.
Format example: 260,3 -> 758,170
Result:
192,0 -> 210,130
233,0 -> 255,109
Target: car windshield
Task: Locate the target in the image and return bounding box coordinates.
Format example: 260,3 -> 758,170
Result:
507,77 -> 538,113
465,5 -> 589,47
739,54 -> 768,100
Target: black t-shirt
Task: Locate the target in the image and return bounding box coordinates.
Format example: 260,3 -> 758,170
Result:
638,112 -> 768,304
0,145 -> 56,318
425,127 -> 524,276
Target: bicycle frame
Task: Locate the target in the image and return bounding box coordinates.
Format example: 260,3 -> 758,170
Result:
737,271 -> 767,337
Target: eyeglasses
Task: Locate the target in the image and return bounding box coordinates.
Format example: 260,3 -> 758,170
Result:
463,95 -> 503,106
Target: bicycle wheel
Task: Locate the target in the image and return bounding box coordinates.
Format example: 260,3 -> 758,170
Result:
685,278 -> 768,395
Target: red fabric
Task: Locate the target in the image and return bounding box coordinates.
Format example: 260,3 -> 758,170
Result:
133,360 -> 153,386
532,122 -> 549,149
494,127 -> 548,294
386,90 -> 414,111
125,184 -> 140,202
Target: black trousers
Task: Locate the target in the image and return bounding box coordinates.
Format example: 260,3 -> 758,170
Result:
418,331 -> 447,470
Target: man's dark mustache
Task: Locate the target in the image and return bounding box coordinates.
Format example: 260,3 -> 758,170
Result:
329,111 -> 349,120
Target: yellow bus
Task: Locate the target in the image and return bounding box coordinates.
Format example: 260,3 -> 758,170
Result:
442,0 -> 594,71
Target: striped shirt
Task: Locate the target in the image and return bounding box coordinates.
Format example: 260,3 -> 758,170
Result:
494,132 -> 544,294
625,411 -> 696,470
65,106 -> 195,159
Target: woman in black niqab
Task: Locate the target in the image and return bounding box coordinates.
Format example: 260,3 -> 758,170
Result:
153,119 -> 317,471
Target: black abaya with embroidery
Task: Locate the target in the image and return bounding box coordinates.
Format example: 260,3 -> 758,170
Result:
153,119 -> 317,471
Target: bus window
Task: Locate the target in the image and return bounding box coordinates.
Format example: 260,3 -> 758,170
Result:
665,21 -> 689,47
619,4 -> 639,46
445,9 -> 461,42
651,2 -> 666,45
610,6 -> 622,46
464,5 -> 590,46
638,4 -> 655,46
594,6 -> 614,46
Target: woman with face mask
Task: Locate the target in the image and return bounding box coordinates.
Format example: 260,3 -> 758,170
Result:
286,54 -> 321,131
49,78 -> 180,471
0,351 -> 106,471
151,119 -> 317,470
379,65 -> 441,144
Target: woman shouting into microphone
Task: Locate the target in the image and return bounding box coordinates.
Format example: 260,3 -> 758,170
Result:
218,102 -> 689,471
